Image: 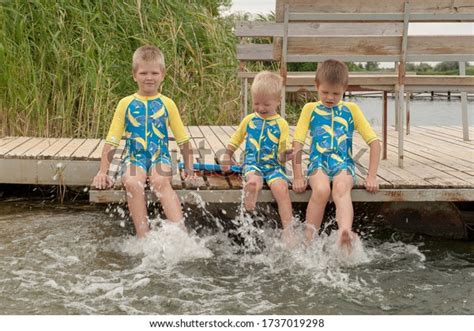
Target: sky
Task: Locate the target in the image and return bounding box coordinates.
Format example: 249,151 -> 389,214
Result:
228,0 -> 474,35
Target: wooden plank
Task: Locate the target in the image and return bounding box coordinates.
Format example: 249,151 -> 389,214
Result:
387,129 -> 474,164
168,138 -> 185,189
108,139 -> 126,188
275,0 -> 474,21
386,129 -> 473,171
362,133 -> 472,187
218,126 -> 244,189
188,126 -> 204,138
89,140 -> 106,160
71,139 -> 101,159
439,125 -> 474,135
38,138 -> 73,158
179,134 -> 208,190
283,36 -> 474,57
3,138 -> 46,158
414,126 -> 474,148
90,188 -> 474,204
22,138 -> 59,158
381,134 -> 474,185
287,12 -> 474,22
0,137 -> 19,147
389,129 -> 474,172
0,137 -> 32,157
235,21 -> 402,37
55,139 -> 86,158
236,44 -> 274,61
207,126 -> 238,189
0,158 -> 99,186
199,126 -> 234,189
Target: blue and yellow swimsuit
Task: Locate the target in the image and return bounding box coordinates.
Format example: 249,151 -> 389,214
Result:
229,113 -> 290,185
106,93 -> 189,174
294,101 -> 379,180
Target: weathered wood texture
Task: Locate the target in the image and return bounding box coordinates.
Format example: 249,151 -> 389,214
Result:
275,0 -> 474,21
1,125 -> 473,202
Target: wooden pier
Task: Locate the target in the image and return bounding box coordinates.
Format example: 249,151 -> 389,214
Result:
0,125 -> 473,203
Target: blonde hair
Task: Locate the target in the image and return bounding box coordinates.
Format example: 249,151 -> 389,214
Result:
315,59 -> 349,87
132,45 -> 165,72
251,71 -> 283,99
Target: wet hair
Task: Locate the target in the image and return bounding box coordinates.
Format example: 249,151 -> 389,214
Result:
251,71 -> 283,99
315,59 -> 349,87
132,45 -> 165,72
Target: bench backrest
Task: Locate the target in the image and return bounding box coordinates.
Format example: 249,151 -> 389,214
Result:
236,0 -> 474,118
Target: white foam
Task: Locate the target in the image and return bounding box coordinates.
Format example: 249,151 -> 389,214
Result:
118,221 -> 213,269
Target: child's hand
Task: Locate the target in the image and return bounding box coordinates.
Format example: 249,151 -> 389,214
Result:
364,175 -> 379,193
285,148 -> 295,161
92,172 -> 113,190
219,155 -> 234,173
182,168 -> 197,181
292,176 -> 307,193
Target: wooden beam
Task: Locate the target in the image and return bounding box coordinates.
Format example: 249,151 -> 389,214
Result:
236,44 -> 274,61
287,13 -> 474,22
235,21 -> 403,37
90,188 -> 474,203
459,61 -> 470,141
275,0 -> 474,22
280,4 -> 289,118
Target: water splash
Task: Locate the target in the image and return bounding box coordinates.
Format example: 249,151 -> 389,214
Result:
117,220 -> 213,270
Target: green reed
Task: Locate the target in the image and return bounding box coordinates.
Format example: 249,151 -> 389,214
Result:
0,0 -> 240,137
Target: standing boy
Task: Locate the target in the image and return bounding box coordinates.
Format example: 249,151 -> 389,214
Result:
221,71 -> 294,243
292,60 -> 381,248
92,45 -> 195,238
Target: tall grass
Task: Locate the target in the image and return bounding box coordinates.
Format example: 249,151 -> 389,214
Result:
0,0 -> 240,137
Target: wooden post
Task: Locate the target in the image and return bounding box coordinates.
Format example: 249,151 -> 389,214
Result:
243,78 -> 248,118
383,91 -> 388,160
280,4 -> 289,118
459,61 -> 470,141
394,89 -> 399,131
239,60 -> 247,119
406,92 -> 410,135
397,1 -> 410,168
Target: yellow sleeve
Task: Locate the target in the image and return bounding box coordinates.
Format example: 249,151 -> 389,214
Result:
163,97 -> 190,145
105,96 -> 132,146
346,102 -> 380,145
277,118 -> 290,155
229,114 -> 254,150
293,103 -> 315,145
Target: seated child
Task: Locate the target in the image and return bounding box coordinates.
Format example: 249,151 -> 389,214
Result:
92,45 -> 195,238
292,59 -> 381,248
221,71 -> 294,244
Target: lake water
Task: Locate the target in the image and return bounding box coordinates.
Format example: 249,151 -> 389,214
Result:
348,96 -> 473,127
1,201 -> 473,315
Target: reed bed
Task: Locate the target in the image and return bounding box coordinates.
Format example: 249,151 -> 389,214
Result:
0,0 -> 240,137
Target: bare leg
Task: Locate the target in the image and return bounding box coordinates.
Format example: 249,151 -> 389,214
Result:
305,170 -> 331,242
122,165 -> 149,238
244,172 -> 263,212
269,179 -> 294,247
149,164 -> 185,229
332,171 -> 355,249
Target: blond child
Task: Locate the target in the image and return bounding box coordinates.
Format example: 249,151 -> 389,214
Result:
292,60 -> 381,248
221,71 -> 294,243
92,45 -> 195,238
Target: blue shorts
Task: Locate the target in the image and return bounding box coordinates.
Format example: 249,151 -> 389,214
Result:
243,164 -> 288,186
121,150 -> 172,176
307,154 -> 356,182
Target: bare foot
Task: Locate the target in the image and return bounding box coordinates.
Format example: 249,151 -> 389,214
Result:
282,228 -> 298,249
338,229 -> 354,252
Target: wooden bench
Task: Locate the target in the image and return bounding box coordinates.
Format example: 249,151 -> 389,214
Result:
236,0 -> 474,167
